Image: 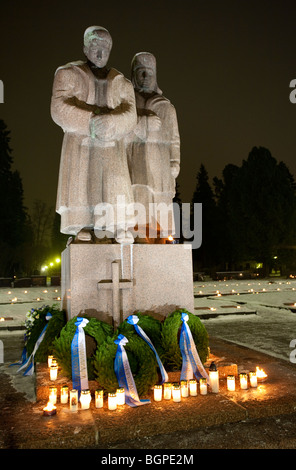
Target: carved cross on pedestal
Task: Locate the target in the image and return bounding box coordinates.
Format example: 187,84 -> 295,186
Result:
97,260 -> 133,328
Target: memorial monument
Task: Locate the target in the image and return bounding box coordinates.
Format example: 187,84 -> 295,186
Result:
51,26 -> 194,327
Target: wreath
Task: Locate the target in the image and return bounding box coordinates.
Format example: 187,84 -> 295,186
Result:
52,315 -> 113,380
160,308 -> 209,371
25,304 -> 66,363
93,330 -> 159,397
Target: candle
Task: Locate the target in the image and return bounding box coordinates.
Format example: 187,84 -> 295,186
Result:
43,401 -> 57,416
227,375 -> 236,391
172,383 -> 181,402
116,388 -> 125,405
60,385 -> 69,404
69,389 -> 78,412
180,380 -> 189,398
240,373 -> 248,390
108,393 -> 117,410
48,386 -> 57,404
80,389 -> 91,409
249,371 -> 257,388
163,382 -> 172,400
153,385 -> 162,402
199,378 -> 208,395
95,389 -> 104,408
48,355 -> 54,368
49,364 -> 58,381
209,362 -> 219,393
189,379 -> 197,396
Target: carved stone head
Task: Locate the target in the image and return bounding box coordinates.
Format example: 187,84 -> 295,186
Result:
131,52 -> 162,94
83,26 -> 112,68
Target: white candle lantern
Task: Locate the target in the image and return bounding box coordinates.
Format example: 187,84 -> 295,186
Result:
163,382 -> 172,400
80,389 -> 91,409
47,355 -> 54,368
180,380 -> 189,398
116,388 -> 125,405
172,383 -> 181,402
108,393 -> 117,411
153,385 -> 162,402
189,379 -> 197,396
95,389 -> 104,408
60,385 -> 69,404
199,377 -> 208,395
209,362 -> 219,393
69,389 -> 78,412
239,373 -> 248,390
227,375 -> 236,391
249,371 -> 257,388
48,386 -> 57,404
49,364 -> 58,381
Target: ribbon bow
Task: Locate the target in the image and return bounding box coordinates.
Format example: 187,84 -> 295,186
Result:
127,315 -> 168,384
114,334 -> 150,407
71,317 -> 89,393
180,312 -> 209,384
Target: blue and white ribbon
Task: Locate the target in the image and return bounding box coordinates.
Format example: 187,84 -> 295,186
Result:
180,313 -> 210,384
127,315 -> 168,384
10,346 -> 27,367
17,313 -> 53,376
71,317 -> 89,393
114,334 -> 150,407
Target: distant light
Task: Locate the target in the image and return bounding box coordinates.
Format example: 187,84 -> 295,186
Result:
274,256 -> 278,259
55,258 -> 61,263
50,262 -> 54,267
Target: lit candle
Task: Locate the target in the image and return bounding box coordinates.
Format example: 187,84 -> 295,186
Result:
48,355 -> 54,368
154,385 -> 162,401
240,373 -> 248,390
199,378 -> 208,395
80,389 -> 91,409
95,389 -> 104,408
249,371 -> 257,388
48,386 -> 57,404
43,401 -> 57,416
49,364 -> 58,381
116,388 -> 125,405
163,382 -> 172,400
60,385 -> 69,404
172,383 -> 181,402
209,362 -> 219,393
69,389 -> 78,412
227,375 -> 236,391
189,379 -> 197,396
108,393 -> 117,411
180,380 -> 189,398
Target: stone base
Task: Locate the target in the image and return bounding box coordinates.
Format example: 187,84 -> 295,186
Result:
61,243 -> 194,324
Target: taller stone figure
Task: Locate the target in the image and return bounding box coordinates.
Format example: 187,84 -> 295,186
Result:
51,26 -> 137,244
126,52 -> 180,239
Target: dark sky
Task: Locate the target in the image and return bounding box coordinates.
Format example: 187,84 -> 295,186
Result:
0,0 -> 296,212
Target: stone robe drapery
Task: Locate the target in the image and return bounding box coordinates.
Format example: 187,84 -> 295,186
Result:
51,61 -> 137,235
126,91 -> 180,235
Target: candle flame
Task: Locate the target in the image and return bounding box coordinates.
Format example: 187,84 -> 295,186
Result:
43,401 -> 56,412
168,235 -> 174,241
256,366 -> 267,379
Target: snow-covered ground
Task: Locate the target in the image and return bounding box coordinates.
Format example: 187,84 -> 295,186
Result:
0,278 -> 296,363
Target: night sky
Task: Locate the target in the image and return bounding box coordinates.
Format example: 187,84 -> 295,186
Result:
0,0 -> 296,212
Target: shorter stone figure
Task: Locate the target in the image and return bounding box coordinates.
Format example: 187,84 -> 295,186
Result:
126,52 -> 180,240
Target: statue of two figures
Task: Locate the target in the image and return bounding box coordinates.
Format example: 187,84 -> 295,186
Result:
51,26 -> 180,245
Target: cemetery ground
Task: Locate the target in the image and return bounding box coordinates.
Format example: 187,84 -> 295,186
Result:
1,278 -> 296,451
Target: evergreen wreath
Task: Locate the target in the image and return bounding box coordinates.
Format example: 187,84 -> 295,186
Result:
52,315 -> 113,380
93,330 -> 159,397
160,308 -> 209,371
25,304 -> 66,363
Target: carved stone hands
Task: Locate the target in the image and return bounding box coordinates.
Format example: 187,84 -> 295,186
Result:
170,161 -> 180,179
90,113 -> 116,141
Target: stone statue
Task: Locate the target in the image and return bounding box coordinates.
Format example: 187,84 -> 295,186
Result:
126,52 -> 180,239
51,26 -> 137,244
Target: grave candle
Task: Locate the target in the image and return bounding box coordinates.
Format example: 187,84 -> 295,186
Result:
47,355 -> 54,368
43,402 -> 57,416
116,388 -> 125,405
95,389 -> 104,408
163,382 -> 172,400
80,389 -> 91,409
154,385 -> 162,401
189,379 -> 197,396
240,373 -> 248,390
172,383 -> 181,402
49,364 -> 58,381
48,386 -> 57,404
209,362 -> 219,393
199,378 -> 208,395
227,375 -> 236,391
69,389 -> 78,412
108,393 -> 117,411
60,385 -> 69,404
249,371 -> 257,388
180,380 -> 189,398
